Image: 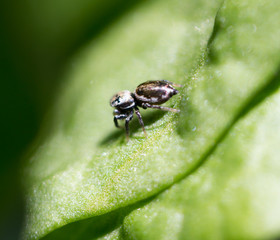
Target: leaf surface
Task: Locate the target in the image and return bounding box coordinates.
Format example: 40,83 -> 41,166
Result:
23,0 -> 280,239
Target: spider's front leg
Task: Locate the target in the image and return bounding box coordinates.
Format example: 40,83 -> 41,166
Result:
114,116 -> 123,128
113,109 -> 127,128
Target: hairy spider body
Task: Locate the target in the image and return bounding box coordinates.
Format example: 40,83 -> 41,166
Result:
110,80 -> 181,140
134,80 -> 179,105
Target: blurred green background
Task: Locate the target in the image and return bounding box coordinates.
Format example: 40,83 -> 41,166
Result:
0,1 -> 143,238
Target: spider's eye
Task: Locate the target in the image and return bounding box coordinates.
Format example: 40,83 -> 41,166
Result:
110,90 -> 135,109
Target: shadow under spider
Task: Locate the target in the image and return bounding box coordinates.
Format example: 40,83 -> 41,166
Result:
99,110 -> 166,146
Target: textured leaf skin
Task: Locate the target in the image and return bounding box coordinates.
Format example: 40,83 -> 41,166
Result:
122,89 -> 280,240
23,0 -> 280,239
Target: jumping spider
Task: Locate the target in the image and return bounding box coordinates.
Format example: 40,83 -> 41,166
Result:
110,80 -> 181,141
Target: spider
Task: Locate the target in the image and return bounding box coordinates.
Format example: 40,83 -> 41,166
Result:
110,80 -> 181,141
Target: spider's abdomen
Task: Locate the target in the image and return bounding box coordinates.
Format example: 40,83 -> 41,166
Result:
134,80 -> 178,105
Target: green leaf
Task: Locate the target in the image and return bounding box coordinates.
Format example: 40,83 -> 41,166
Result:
23,0 -> 280,239
122,87 -> 280,240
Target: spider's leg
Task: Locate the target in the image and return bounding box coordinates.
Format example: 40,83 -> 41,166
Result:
142,103 -> 180,113
114,117 -> 120,128
114,116 -> 123,128
134,107 -> 147,137
114,115 -> 126,128
113,109 -> 126,128
125,110 -> 134,141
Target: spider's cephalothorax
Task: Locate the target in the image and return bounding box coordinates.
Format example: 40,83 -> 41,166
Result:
110,80 -> 181,141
